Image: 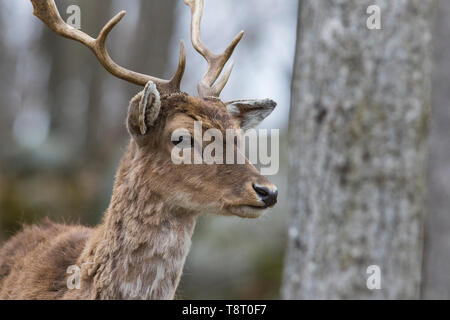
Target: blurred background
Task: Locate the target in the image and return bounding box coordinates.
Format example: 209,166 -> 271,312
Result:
3,0 -> 450,300
0,0 -> 296,299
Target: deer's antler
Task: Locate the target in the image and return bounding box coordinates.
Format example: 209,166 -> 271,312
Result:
184,0 -> 243,97
30,0 -> 186,94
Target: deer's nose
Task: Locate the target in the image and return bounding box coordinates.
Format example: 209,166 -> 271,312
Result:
252,183 -> 278,207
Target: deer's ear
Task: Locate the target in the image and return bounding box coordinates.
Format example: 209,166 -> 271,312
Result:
226,99 -> 276,130
127,81 -> 161,137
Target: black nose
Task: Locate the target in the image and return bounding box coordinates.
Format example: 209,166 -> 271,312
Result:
252,184 -> 278,207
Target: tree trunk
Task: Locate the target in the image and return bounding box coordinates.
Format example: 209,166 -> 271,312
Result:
282,0 -> 435,299
422,0 -> 450,300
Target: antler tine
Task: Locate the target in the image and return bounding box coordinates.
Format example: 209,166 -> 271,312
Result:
184,0 -> 244,97
30,0 -> 186,94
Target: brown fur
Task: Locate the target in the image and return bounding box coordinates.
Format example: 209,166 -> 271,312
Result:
0,93 -> 276,300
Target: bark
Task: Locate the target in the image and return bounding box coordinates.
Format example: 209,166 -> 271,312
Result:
282,0 -> 434,299
422,0 -> 450,300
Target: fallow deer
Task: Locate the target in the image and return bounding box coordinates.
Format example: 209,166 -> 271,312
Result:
0,0 -> 278,299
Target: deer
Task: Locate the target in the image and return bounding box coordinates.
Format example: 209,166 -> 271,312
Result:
0,0 -> 278,300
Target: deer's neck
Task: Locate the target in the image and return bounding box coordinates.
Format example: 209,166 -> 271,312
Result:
79,143 -> 197,300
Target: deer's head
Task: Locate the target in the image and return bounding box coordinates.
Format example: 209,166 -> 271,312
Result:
31,0 -> 278,218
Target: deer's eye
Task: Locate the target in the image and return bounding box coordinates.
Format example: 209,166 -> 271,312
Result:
171,135 -> 194,149
172,135 -> 184,146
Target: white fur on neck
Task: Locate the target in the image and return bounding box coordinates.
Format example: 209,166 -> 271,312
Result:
118,218 -> 194,300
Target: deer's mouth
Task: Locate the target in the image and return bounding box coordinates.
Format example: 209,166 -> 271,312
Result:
226,204 -> 268,218
248,204 -> 270,210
